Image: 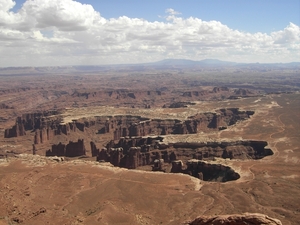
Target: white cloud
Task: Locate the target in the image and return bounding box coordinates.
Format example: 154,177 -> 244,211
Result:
272,22 -> 300,44
0,0 -> 20,26
0,0 -> 15,12
0,0 -> 299,66
165,8 -> 181,15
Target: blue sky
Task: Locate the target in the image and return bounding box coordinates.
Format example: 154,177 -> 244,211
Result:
1,0 -> 300,66
96,0 -> 300,33
13,0 -> 299,33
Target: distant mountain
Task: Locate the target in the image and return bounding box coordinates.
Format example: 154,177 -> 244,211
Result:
148,58 -> 238,66
284,62 -> 300,66
151,59 -> 198,66
199,59 -> 238,65
0,59 -> 299,75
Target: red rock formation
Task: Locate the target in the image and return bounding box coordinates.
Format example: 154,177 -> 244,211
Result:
4,111 -> 59,138
182,87 -> 230,98
212,86 -> 229,93
32,144 -> 36,155
96,138 -> 242,182
125,147 -> 141,169
90,141 -> 99,157
152,159 -> 164,171
4,123 -> 24,138
97,148 -> 110,162
97,137 -> 161,169
4,110 -> 87,144
75,122 -> 85,131
173,140 -> 272,160
4,108 -> 253,143
96,137 -> 272,179
107,108 -> 253,140
96,147 -> 123,166
96,145 -> 152,169
171,160 -> 183,173
228,88 -> 259,99
234,88 -> 254,96
46,142 -> 66,157
34,128 -> 53,144
188,213 -> 282,225
184,159 -> 240,182
46,139 -> 86,157
182,90 -> 209,97
65,139 -> 86,157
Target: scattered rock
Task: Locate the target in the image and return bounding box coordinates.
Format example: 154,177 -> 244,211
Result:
187,213 -> 282,225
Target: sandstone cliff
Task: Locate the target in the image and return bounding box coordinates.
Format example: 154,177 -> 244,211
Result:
4,110 -> 61,139
95,136 -> 272,181
70,86 -> 232,108
4,108 -> 254,144
103,108 -> 254,140
4,121 -> 26,138
173,140 -> 273,160
46,139 -> 86,157
180,159 -> 240,182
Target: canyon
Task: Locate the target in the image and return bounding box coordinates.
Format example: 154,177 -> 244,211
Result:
4,108 -> 254,140
3,107 -> 264,183
0,65 -> 299,224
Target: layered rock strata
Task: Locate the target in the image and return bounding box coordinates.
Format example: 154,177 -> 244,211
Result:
4,108 -> 254,144
173,159 -> 240,182
70,86 -> 232,106
46,139 -> 86,157
94,137 -> 272,182
172,140 -> 273,160
103,137 -> 273,162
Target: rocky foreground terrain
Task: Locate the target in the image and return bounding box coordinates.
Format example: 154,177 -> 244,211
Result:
0,67 -> 299,224
188,213 -> 282,225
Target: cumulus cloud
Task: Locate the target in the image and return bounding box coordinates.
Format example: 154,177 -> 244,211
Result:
22,0 -> 104,31
0,0 -> 15,12
165,8 -> 181,15
272,22 -> 300,44
0,0 -> 299,66
0,0 -> 20,26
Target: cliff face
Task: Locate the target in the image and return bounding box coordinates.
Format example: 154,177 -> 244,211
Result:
69,87 -> 232,108
3,110 -> 86,144
4,122 -> 26,138
96,137 -> 165,169
173,140 -> 273,160
4,108 -> 254,144
4,111 -> 61,139
103,108 -> 254,140
170,159 -> 240,182
97,146 -> 166,169
90,141 -> 99,157
182,87 -> 229,98
94,137 -> 273,182
181,159 -> 240,182
34,128 -> 54,144
105,137 -> 272,162
46,139 -> 86,157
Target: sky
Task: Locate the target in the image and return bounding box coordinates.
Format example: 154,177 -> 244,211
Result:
0,0 -> 299,67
